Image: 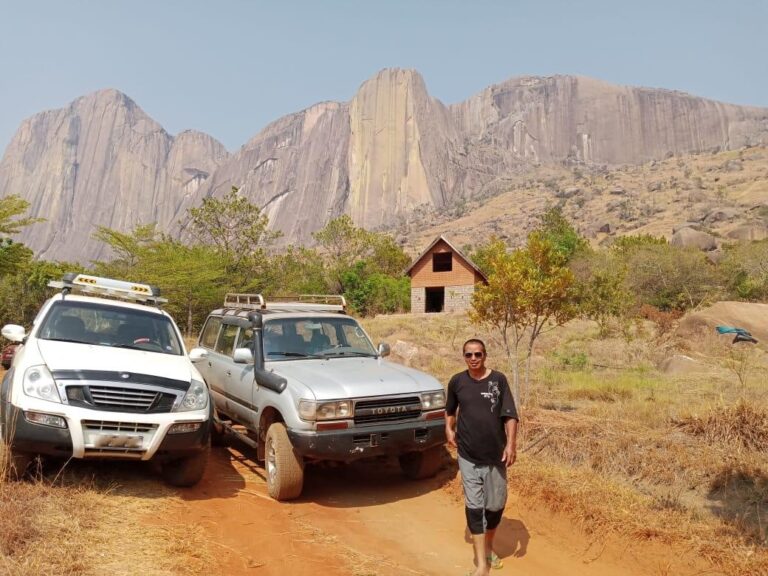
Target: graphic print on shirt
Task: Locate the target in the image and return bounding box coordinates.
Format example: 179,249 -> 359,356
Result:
480,380 -> 500,412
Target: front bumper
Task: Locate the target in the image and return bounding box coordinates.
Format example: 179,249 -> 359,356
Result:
287,418 -> 446,461
2,402 -> 210,461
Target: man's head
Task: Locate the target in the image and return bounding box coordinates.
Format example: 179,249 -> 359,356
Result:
462,338 -> 486,371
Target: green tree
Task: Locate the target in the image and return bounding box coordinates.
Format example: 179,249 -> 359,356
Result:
265,246 -> 329,296
720,240 -> 768,300
185,186 -> 281,285
313,216 -> 410,314
470,233 -> 578,405
571,251 -> 634,336
538,206 -> 588,262
0,195 -> 43,236
93,227 -> 226,335
619,243 -> 721,311
340,263 -> 410,316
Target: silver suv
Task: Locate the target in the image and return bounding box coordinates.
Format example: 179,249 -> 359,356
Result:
193,294 -> 447,500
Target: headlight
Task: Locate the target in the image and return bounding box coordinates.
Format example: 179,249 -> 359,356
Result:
299,399 -> 317,420
421,390 -> 446,410
298,399 -> 351,421
177,379 -> 209,412
22,365 -> 61,403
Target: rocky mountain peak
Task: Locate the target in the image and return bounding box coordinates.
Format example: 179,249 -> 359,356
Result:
2,71 -> 768,262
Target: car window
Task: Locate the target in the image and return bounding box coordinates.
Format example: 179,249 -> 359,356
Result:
215,324 -> 239,356
263,317 -> 376,359
236,327 -> 254,351
37,301 -> 183,355
339,322 -> 375,351
200,317 -> 222,349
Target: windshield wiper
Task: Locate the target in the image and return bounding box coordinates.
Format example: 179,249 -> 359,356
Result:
42,337 -> 94,345
321,351 -> 375,358
268,351 -> 324,359
111,343 -> 147,351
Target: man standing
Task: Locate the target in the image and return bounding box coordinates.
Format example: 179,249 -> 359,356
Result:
446,339 -> 518,576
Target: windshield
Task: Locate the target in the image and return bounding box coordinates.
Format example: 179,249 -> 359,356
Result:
37,300 -> 183,356
263,316 -> 376,360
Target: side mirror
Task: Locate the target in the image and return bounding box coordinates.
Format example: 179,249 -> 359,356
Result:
2,324 -> 26,343
233,347 -> 254,364
188,347 -> 208,362
378,342 -> 391,358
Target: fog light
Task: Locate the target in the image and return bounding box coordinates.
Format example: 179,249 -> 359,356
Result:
24,411 -> 67,428
168,422 -> 202,434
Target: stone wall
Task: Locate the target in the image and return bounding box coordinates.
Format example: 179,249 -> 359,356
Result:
445,284 -> 475,313
411,286 -> 426,313
410,284 -> 475,313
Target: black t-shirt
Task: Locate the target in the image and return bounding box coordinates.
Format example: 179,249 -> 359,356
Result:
446,369 -> 518,465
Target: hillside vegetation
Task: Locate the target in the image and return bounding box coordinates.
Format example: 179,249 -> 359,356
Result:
397,145 -> 768,253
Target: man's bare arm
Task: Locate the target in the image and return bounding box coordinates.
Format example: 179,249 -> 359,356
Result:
501,418 -> 518,466
445,414 -> 457,447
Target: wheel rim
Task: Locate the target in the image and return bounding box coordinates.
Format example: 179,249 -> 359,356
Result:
266,436 -> 277,485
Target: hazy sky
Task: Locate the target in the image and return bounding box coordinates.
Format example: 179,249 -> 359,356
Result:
1,0 -> 766,153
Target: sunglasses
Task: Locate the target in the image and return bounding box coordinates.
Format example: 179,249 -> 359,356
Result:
463,351 -> 484,359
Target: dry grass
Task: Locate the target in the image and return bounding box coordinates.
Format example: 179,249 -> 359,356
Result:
672,399 -> 768,451
364,310 -> 768,576
0,451 -> 212,575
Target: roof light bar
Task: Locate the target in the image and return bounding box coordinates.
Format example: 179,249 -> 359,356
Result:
48,273 -> 167,305
224,293 -> 266,310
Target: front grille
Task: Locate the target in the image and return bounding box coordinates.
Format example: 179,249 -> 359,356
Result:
90,386 -> 158,409
66,385 -> 178,413
82,420 -> 157,433
354,396 -> 422,425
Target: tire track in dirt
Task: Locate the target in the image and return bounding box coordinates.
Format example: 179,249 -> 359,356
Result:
162,444 -> 711,576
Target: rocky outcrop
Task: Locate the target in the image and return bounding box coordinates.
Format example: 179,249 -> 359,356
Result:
3,70 -> 768,261
670,227 -> 718,251
0,90 -> 229,261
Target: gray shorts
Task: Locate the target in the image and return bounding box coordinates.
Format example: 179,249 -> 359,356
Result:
458,455 -> 508,512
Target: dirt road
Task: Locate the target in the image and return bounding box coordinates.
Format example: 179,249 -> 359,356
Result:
160,443 -> 691,576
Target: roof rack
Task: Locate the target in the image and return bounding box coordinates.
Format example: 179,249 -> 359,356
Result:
224,293 -> 266,310
266,294 -> 347,313
48,273 -> 167,305
222,293 -> 347,313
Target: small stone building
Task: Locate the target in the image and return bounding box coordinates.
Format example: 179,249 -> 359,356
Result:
406,235 -> 488,313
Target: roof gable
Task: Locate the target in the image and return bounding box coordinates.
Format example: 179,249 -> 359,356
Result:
406,235 -> 488,281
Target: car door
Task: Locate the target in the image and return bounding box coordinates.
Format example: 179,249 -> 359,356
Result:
228,325 -> 258,427
210,321 -> 240,419
196,316 -> 222,391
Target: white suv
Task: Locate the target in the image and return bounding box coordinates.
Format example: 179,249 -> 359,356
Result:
0,274 -> 211,486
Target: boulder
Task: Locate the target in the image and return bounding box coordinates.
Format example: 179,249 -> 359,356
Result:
726,225 -> 768,241
391,340 -> 420,366
660,354 -> 704,375
672,222 -> 697,234
670,227 -> 717,251
704,208 -> 739,224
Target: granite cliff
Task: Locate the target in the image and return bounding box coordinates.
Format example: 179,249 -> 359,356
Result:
2,69 -> 767,261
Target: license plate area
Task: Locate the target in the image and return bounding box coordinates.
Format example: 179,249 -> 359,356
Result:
90,433 -> 144,449
81,420 -> 158,452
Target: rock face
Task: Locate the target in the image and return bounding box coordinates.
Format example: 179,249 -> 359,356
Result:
670,227 -> 718,251
0,90 -> 229,261
3,70 -> 768,261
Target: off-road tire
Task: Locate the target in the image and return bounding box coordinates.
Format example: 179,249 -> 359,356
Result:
265,423 -> 304,501
211,408 -> 227,447
399,445 -> 444,480
161,443 -> 210,487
